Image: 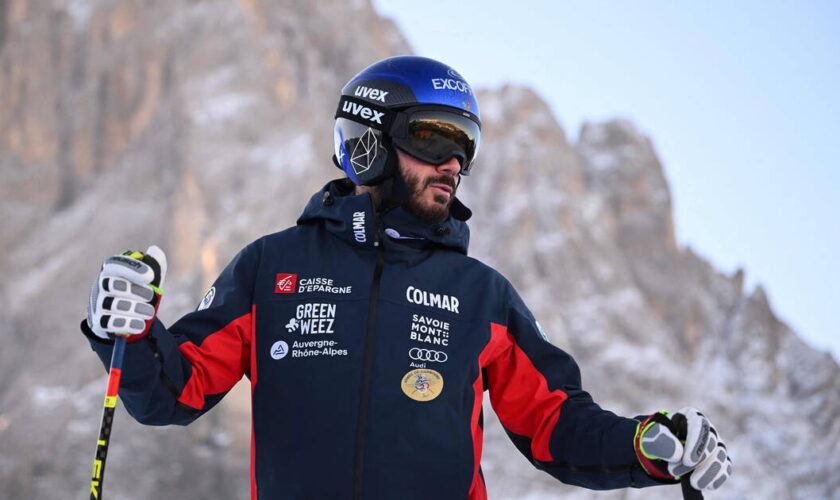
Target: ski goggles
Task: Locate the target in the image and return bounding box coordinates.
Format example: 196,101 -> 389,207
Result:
389,106 -> 481,174
335,96 -> 481,175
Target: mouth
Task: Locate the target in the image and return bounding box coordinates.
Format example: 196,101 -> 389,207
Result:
428,183 -> 453,196
425,174 -> 457,197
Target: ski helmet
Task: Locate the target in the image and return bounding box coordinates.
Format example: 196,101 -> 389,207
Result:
333,56 -> 481,186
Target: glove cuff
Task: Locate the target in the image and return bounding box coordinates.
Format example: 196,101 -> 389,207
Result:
634,413 -> 680,483
81,319 -> 114,345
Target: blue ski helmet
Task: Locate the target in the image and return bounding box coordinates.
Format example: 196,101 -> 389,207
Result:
333,56 -> 481,186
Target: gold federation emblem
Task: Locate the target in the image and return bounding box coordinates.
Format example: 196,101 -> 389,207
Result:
401,369 -> 444,402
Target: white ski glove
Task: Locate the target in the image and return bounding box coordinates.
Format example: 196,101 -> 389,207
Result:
634,407 -> 732,492
86,246 -> 167,341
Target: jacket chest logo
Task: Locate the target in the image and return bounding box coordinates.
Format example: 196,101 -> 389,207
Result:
401,369 -> 444,402
285,303 -> 336,335
271,302 -> 348,360
274,273 -> 353,295
405,286 -> 460,313
409,314 -> 450,346
275,273 -> 297,293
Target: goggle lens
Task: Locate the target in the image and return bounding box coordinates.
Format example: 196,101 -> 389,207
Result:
392,109 -> 480,174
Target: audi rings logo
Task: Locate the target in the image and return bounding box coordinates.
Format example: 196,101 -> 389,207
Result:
409,348 -> 448,363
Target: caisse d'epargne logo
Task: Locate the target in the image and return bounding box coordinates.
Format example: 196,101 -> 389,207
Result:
275,273 -> 297,293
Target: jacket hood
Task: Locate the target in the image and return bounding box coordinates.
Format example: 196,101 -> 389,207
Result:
297,179 -> 470,255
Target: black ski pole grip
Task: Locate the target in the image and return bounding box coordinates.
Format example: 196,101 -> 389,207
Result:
681,476 -> 703,500
670,413 -> 704,500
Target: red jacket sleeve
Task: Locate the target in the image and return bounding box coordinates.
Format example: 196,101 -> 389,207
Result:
479,287 -> 663,490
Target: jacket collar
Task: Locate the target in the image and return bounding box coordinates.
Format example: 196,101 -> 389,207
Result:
297,179 -> 470,255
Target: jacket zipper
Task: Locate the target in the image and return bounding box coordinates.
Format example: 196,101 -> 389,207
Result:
353,222 -> 384,500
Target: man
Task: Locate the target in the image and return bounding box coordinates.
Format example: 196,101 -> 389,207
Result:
83,56 -> 731,499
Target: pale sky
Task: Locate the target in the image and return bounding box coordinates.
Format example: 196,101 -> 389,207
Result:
372,0 -> 839,359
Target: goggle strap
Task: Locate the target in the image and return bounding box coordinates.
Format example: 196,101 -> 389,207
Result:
335,96 -> 396,132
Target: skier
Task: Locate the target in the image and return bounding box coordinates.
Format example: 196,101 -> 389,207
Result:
82,56 -> 731,499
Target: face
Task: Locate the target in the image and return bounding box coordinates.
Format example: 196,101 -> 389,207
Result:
397,149 -> 461,224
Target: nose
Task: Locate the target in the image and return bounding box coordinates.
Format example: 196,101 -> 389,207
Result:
436,156 -> 461,177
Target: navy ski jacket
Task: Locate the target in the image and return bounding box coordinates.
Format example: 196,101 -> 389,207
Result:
83,179 -> 664,499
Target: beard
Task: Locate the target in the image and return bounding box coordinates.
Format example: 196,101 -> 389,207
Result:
401,170 -> 458,225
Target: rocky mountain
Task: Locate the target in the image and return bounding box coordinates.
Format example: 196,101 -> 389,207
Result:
468,88 -> 840,499
0,1 -> 837,499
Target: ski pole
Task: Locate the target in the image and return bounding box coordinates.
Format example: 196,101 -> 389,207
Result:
681,472 -> 702,500
89,333 -> 128,500
670,413 -> 704,500
88,248 -> 164,499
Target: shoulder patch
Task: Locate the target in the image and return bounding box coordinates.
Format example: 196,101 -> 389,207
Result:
197,287 -> 216,311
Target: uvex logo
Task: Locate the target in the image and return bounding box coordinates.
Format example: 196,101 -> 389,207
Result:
341,101 -> 385,125
354,86 -> 389,103
275,273 -> 297,293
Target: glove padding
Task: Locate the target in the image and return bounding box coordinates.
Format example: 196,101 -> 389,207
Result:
86,245 -> 167,341
634,407 -> 732,492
